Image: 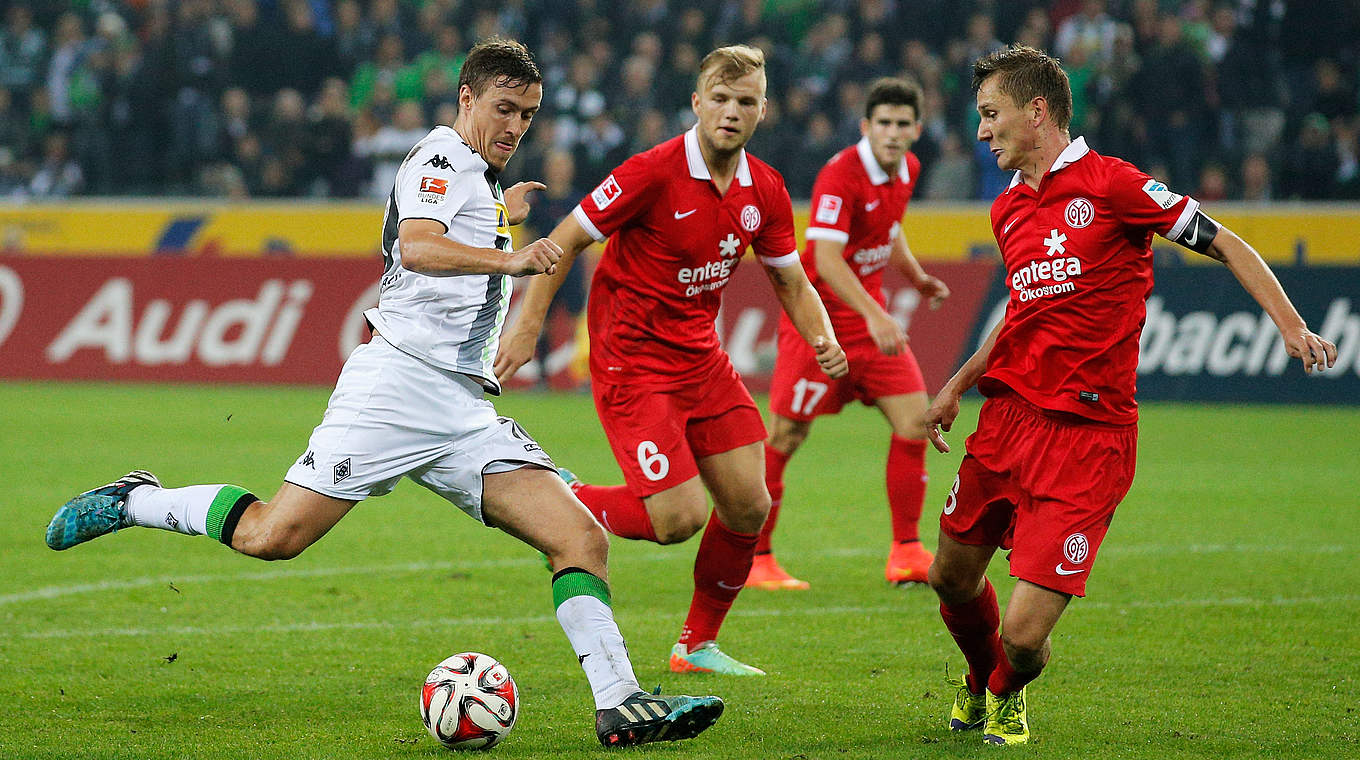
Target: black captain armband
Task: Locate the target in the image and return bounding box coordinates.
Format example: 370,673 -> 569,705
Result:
1172,210 -> 1221,255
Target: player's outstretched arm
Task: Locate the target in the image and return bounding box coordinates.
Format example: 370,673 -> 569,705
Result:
890,233 -> 950,309
925,320 -> 1001,453
763,260 -> 848,378
1201,226 -> 1337,374
814,237 -> 907,355
397,219 -> 561,277
493,213 -> 596,382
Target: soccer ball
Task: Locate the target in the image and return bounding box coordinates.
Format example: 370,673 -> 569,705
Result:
420,652 -> 520,750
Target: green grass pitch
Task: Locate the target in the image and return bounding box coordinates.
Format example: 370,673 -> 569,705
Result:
2,381 -> 1357,759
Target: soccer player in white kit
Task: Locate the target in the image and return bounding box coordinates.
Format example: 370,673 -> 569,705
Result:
45,38 -> 723,749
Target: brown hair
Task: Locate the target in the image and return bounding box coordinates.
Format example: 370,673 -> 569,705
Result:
459,37 -> 542,97
865,76 -> 923,120
971,45 -> 1072,131
697,44 -> 766,91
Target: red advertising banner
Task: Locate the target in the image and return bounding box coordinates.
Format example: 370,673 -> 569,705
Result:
0,257 -> 380,385
0,257 -> 997,391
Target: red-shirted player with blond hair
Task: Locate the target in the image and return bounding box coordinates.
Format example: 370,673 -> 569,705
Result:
750,77 -> 951,593
496,45 -> 847,677
926,45 -> 1338,746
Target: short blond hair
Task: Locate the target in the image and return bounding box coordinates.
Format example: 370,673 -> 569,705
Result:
697,44 -> 765,91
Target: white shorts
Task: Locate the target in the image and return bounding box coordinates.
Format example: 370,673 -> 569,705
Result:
284,335 -> 556,522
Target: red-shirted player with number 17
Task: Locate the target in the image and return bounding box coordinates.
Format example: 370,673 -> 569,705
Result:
752,77 -> 951,592
925,46 -> 1338,746
496,45 -> 848,677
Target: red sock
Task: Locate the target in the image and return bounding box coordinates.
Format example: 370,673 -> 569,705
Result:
678,511 -> 758,650
988,648 -> 1042,695
939,579 -> 1004,694
573,484 -> 658,542
887,435 -> 927,543
756,443 -> 790,555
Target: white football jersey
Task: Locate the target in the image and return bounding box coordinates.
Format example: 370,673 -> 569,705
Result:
364,126 -> 514,393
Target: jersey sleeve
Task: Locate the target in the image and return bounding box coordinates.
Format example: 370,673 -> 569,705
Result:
395,142 -> 480,231
572,152 -> 658,242
805,166 -> 855,245
752,177 -> 800,267
1105,161 -> 1201,241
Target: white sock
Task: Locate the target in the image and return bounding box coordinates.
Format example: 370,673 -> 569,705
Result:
125,484 -> 223,536
555,594 -> 642,709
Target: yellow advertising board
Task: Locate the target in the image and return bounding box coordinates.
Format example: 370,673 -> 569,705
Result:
2,201 -> 1358,263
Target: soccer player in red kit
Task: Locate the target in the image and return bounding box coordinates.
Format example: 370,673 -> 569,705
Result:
751,77 -> 951,591
495,45 -> 848,676
925,46 -> 1338,745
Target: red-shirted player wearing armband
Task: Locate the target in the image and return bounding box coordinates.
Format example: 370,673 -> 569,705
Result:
750,78 -> 951,592
496,45 -> 847,677
926,46 -> 1337,746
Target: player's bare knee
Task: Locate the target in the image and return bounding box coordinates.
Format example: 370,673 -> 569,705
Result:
767,425 -> 808,456
1000,628 -> 1048,666
928,560 -> 981,604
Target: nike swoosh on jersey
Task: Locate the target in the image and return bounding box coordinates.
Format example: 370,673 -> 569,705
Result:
674,209 -> 698,219
865,200 -> 881,211
1003,216 -> 1021,235
1054,563 -> 1086,576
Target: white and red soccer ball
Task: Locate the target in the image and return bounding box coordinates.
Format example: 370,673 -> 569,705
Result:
420,652 -> 519,750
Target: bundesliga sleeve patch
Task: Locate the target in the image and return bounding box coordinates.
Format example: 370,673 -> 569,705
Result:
591,174 -> 622,210
1141,179 -> 1183,210
815,194 -> 843,225
419,176 -> 448,204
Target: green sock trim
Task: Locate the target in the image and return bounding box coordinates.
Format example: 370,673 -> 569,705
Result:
552,568 -> 612,609
205,485 -> 251,542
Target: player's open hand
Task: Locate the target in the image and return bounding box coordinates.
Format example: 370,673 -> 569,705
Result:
813,336 -> 849,379
866,310 -> 907,356
504,238 -> 562,277
503,181 -> 547,226
1284,327 -> 1337,374
916,275 -> 951,310
924,387 -> 962,453
493,327 -> 536,383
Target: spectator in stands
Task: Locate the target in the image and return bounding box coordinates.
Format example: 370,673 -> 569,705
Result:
1239,153 -> 1275,202
0,4 -> 47,105
1054,0 -> 1119,66
355,98 -> 426,199
29,130 -> 82,197
1281,113 -> 1341,200
332,0 -> 374,79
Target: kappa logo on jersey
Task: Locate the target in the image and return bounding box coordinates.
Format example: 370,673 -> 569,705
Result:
1065,197 -> 1094,228
815,194 -> 843,225
419,176 -> 448,204
740,204 -> 761,232
591,174 -> 623,210
423,154 -> 453,170
1141,179 -> 1183,210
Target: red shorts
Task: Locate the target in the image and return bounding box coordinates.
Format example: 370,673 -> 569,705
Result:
593,361 -> 767,497
939,391 -> 1137,596
769,326 -> 926,421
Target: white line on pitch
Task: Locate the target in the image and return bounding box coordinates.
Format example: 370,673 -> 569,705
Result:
19,596 -> 1360,640
7,543 -> 1350,607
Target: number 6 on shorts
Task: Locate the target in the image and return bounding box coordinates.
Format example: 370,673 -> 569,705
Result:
636,440 -> 670,481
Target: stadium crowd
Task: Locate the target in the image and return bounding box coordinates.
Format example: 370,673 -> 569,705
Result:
1,0 -> 1358,203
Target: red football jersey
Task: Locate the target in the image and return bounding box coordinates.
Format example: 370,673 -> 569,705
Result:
982,137 -> 1200,424
574,127 -> 800,388
795,138 -> 921,344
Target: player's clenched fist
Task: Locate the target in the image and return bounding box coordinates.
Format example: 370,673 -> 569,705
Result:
813,336 -> 849,379
503,238 -> 563,276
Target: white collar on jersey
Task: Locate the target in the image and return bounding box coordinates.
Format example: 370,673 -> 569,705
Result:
856,136 -> 910,185
684,126 -> 753,187
1007,135 -> 1090,189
